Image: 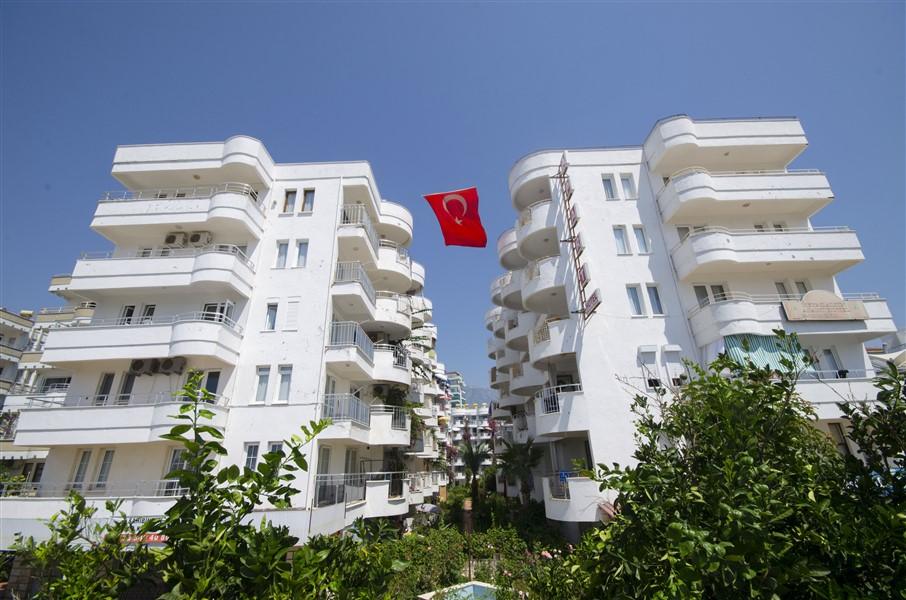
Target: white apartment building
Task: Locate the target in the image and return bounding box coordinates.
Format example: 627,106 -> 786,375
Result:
448,402 -> 494,483
487,115 -> 898,539
0,136 -> 449,548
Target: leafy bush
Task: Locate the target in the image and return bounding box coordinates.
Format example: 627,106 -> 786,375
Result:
379,527 -> 467,598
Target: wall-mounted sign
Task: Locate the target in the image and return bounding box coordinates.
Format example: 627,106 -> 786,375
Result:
782,290 -> 869,321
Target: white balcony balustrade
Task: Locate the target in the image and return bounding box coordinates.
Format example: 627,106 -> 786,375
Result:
337,204 -> 380,263
332,262 -> 376,320
671,226 -> 863,281
529,316 -> 578,367
374,344 -> 412,386
522,256 -> 569,314
377,201 -> 414,246
542,473 -> 611,522
516,199 -> 559,260
497,228 -> 526,270
533,384 -> 588,437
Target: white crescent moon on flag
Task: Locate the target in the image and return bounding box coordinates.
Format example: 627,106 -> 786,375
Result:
442,194 -> 468,225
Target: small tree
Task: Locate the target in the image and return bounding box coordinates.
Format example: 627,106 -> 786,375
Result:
499,438 -> 543,504
459,438 -> 490,507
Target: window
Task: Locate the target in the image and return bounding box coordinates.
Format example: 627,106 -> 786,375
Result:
268,442 -> 283,455
203,371 -> 221,396
820,348 -> 842,378
138,248 -> 152,258
275,242 -> 288,268
633,226 -> 650,253
283,190 -> 297,213
202,301 -> 233,322
117,373 -> 136,405
772,222 -> 787,231
620,175 -> 636,199
284,299 -> 300,330
244,443 -> 259,470
301,189 -> 315,212
754,223 -> 766,232
676,226 -> 691,241
95,373 -> 115,405
626,286 -> 644,316
613,226 -> 630,255
265,303 -> 278,330
119,305 -> 136,325
277,365 -> 292,403
139,304 -> 156,324
317,446 -> 331,474
255,367 -> 270,403
295,241 -> 309,267
646,285 -> 664,315
71,450 -> 92,490
602,176 -> 617,200
775,282 -> 790,297
827,423 -> 852,456
795,281 -> 810,295
94,450 -> 115,489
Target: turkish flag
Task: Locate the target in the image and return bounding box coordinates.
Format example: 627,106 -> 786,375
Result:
424,187 -> 488,247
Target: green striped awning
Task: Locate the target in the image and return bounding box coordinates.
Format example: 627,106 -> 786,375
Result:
724,334 -> 813,372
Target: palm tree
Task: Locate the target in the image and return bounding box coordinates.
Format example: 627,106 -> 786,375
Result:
459,437 -> 490,506
499,438 -> 544,504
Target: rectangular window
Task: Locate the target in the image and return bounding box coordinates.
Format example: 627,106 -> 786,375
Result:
795,281 -> 809,295
277,365 -> 292,403
646,285 -> 664,315
626,286 -> 644,316
119,305 -> 136,325
295,241 -> 309,267
613,226 -> 630,255
71,450 -> 92,489
633,226 -> 650,254
772,222 -> 787,232
821,348 -> 842,378
117,373 -> 136,405
95,373 -> 115,405
620,175 -> 636,199
275,242 -> 288,268
283,190 -> 296,213
139,304 -> 156,324
710,284 -> 727,302
94,450 -> 115,489
265,303 -> 278,330
774,282 -> 790,297
269,442 -> 283,455
255,367 -> 270,403
203,371 -> 221,397
302,189 -> 315,212
284,299 -> 300,330
244,443 -> 259,470
602,176 -> 616,200
138,248 -> 152,258
317,446 -> 331,474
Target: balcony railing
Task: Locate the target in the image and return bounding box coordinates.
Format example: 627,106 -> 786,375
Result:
798,369 -> 875,381
6,382 -> 71,395
0,412 -> 19,440
327,321 -> 374,362
25,392 -> 230,409
659,167 -> 823,192
371,404 -> 409,430
375,344 -> 410,369
82,311 -> 243,335
535,384 -> 583,414
334,262 -> 376,304
0,479 -> 188,498
673,225 -> 853,250
313,471 -> 407,507
533,316 -> 566,344
547,471 -> 581,499
99,182 -> 261,211
339,204 -> 379,252
379,240 -> 411,267
686,291 -> 882,316
79,244 -> 255,271
376,292 -> 411,316
321,393 -> 370,428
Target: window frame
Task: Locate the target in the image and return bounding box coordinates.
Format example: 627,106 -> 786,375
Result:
276,364 -> 292,404
620,174 -> 637,200
646,284 -> 664,316
626,285 -> 645,316
254,366 -> 271,404
295,240 -> 309,268
613,226 -> 631,255
301,189 -> 315,213
275,241 -> 289,269
601,176 -> 617,201
282,190 -> 297,214
244,443 -> 260,471
264,303 -> 278,331
633,225 -> 651,254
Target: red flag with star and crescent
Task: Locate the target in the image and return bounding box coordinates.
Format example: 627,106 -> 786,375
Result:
423,187 -> 488,247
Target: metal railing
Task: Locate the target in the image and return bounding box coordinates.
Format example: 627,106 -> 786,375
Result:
798,369 -> 875,381
313,471 -> 408,507
99,182 -> 260,209
660,167 -> 824,195
321,393 -> 370,427
686,291 -> 882,317
535,384 -> 583,414
374,344 -> 410,369
0,479 -> 188,498
327,321 -> 374,362
673,225 -> 853,250
371,404 -> 409,430
25,392 -> 229,409
82,311 -> 243,335
547,471 -> 580,499
379,240 -> 411,266
376,292 -> 411,316
6,382 -> 71,395
533,316 -> 566,344
339,204 -> 379,252
79,244 -> 254,271
334,262 -> 376,304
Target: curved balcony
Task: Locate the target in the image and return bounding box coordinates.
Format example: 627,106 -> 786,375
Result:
369,405 -> 411,446
319,394 -> 371,445
487,336 -> 503,359
41,312 -> 243,365
14,394 -> 228,446
490,273 -> 508,307
325,321 -> 374,380
643,115 -> 807,175
687,291 -> 895,347
371,242 -> 412,293
509,153 -> 558,210
529,317 -> 578,367
337,204 -> 380,265
658,168 -> 832,224
497,228 -> 527,270
332,262 -> 376,321
505,310 -> 534,351
542,474 -> 610,522
500,269 -> 523,311
489,367 -> 509,391
92,183 -> 265,244
509,360 -> 547,397
672,227 -> 863,281
310,472 -> 409,536
495,347 -> 521,373
516,200 -> 559,260
410,260 -> 425,292
522,256 -> 569,315
69,246 -> 255,298
498,392 -> 527,408
533,385 -> 587,438
362,293 -> 412,338
373,345 -> 412,386
377,201 -> 414,245
484,307 -> 503,332
410,296 -> 433,324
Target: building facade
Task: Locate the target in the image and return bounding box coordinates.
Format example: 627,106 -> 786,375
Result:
487,115 -> 898,538
0,136 -> 449,547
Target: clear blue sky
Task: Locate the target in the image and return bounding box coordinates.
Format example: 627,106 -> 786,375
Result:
1,2 -> 904,387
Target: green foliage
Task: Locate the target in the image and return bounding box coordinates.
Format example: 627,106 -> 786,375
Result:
559,332 -> 906,599
459,437 -> 491,507
13,494 -> 153,599
498,438 -> 544,504
380,527 -> 467,598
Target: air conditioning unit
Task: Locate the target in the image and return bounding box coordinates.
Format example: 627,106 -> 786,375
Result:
373,385 -> 386,397
188,231 -> 213,247
145,358 -> 161,375
128,359 -> 148,375
159,356 -> 187,375
164,232 -> 187,247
